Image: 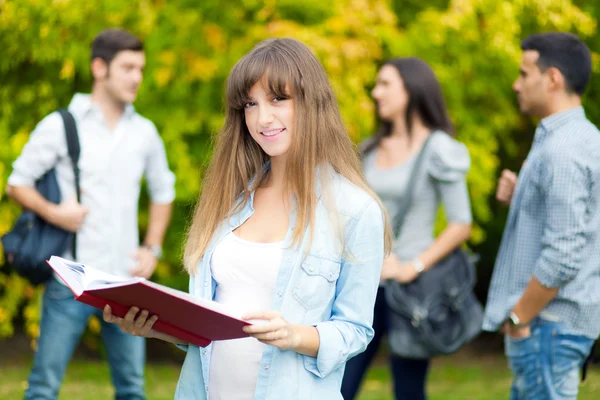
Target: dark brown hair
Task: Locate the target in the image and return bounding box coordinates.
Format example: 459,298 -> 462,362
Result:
364,57 -> 454,154
91,28 -> 143,65
184,38 -> 392,272
521,32 -> 591,95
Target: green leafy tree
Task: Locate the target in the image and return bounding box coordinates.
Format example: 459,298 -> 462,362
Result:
0,0 -> 597,348
0,0 -> 399,343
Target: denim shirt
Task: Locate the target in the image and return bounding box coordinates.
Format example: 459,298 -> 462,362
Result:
174,170 -> 385,400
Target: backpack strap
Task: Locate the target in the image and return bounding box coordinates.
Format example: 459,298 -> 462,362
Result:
57,108 -> 81,259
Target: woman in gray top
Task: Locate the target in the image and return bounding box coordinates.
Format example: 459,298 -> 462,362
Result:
341,58 -> 473,399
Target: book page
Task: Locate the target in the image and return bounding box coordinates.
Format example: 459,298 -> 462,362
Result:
47,256 -> 86,296
48,256 -> 142,295
49,256 -> 254,326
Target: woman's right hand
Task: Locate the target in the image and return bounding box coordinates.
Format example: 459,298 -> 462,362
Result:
103,305 -> 159,338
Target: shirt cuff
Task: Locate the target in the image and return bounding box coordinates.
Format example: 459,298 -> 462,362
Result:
7,171 -> 36,188
534,262 -> 572,289
150,188 -> 176,204
303,322 -> 347,378
533,268 -> 564,289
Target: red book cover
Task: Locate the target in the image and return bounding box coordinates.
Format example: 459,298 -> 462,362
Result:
47,256 -> 252,347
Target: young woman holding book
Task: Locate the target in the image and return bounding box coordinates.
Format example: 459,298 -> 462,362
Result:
103,37 -> 391,399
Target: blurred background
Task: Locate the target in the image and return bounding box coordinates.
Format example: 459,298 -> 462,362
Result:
0,0 -> 599,398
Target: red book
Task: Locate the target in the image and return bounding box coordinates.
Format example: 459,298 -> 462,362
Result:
47,256 -> 252,347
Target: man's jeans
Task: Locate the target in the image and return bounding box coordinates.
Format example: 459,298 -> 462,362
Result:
25,278 -> 146,400
505,319 -> 595,400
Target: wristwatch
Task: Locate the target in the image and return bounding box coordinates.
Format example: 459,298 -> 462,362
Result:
507,311 -> 528,329
143,243 -> 163,259
411,257 -> 425,274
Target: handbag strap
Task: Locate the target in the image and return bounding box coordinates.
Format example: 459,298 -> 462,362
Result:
57,108 -> 81,259
392,134 -> 433,236
385,134 -> 434,319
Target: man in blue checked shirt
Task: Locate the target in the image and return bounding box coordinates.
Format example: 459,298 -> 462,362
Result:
483,32 -> 600,400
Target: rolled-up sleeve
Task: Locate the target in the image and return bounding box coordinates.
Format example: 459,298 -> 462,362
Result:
303,200 -> 385,378
145,124 -> 176,204
8,112 -> 65,187
534,151 -> 589,288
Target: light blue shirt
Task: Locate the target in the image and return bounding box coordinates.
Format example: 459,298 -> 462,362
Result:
174,168 -> 385,399
483,106 -> 600,339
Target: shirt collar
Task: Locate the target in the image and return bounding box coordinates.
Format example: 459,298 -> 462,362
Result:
227,161 -> 331,228
68,93 -> 136,121
539,106 -> 585,134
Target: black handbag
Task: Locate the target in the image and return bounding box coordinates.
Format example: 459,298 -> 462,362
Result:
384,135 -> 483,359
1,109 -> 81,285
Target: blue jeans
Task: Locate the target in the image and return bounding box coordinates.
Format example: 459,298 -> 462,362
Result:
25,278 -> 146,400
341,287 -> 430,400
505,319 -> 595,400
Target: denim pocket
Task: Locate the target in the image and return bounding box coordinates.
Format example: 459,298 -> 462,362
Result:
551,331 -> 594,399
505,332 -> 544,398
293,254 -> 341,310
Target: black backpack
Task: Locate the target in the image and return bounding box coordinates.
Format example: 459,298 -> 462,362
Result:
1,109 -> 81,285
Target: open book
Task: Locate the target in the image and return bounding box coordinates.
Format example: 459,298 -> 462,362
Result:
47,256 -> 251,347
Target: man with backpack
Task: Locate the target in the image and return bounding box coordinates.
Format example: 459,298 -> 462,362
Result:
5,28 -> 175,400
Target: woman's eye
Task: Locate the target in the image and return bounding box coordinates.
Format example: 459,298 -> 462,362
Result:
244,102 -> 256,109
272,96 -> 287,103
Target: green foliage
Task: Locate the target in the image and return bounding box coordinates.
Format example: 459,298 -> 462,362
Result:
0,0 -> 598,345
0,0 -> 399,342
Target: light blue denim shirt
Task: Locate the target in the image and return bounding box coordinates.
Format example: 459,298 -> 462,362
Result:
174,169 -> 385,399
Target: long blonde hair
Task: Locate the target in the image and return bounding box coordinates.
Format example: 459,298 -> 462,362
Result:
184,38 -> 391,273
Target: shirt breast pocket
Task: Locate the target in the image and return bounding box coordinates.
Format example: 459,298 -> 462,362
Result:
520,164 -> 544,215
292,254 -> 341,310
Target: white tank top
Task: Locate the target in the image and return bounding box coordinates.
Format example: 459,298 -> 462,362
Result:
208,231 -> 283,400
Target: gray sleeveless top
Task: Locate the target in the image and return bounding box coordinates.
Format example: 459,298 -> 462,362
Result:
362,131 -> 472,260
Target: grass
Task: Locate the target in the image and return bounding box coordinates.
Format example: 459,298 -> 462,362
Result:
1,353 -> 599,399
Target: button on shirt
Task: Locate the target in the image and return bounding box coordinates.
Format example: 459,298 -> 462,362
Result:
7,93 -> 176,277
483,107 -> 600,339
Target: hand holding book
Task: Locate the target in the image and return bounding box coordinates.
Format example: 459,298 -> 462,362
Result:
47,256 -> 253,347
102,304 -> 188,344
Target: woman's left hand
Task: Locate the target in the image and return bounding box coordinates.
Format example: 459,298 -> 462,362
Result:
381,254 -> 419,283
242,311 -> 302,351
395,264 -> 419,283
380,254 -> 402,280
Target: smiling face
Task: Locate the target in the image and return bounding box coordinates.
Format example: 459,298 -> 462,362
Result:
243,77 -> 295,163
371,64 -> 409,122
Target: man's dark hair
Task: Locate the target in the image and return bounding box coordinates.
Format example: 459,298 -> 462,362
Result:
91,28 -> 143,65
521,32 -> 591,95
